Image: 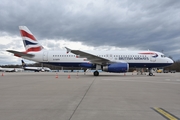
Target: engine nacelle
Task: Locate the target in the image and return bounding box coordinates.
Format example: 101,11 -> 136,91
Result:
102,63 -> 129,73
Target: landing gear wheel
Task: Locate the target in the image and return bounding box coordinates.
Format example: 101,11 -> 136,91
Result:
149,73 -> 153,76
94,71 -> 99,76
148,68 -> 154,76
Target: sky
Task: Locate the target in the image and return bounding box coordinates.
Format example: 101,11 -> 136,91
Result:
0,0 -> 180,65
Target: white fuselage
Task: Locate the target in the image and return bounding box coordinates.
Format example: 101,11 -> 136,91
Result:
0,67 -> 23,72
21,50 -> 173,68
23,66 -> 51,72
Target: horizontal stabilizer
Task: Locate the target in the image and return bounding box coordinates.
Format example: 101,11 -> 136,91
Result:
6,50 -> 34,57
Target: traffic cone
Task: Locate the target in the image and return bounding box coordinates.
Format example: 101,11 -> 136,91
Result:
55,73 -> 58,78
2,73 -> 4,76
68,75 -> 71,79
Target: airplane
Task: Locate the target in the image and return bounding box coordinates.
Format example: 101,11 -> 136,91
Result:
21,60 -> 51,72
6,26 -> 174,76
0,67 -> 23,72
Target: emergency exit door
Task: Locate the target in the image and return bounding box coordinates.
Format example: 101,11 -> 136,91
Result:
43,51 -> 48,61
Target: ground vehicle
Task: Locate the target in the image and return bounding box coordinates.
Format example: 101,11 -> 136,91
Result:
156,68 -> 164,73
170,70 -> 176,73
163,70 -> 169,73
157,69 -> 163,73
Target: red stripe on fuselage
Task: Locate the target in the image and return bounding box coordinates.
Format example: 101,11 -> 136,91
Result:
139,52 -> 155,55
20,30 -> 36,41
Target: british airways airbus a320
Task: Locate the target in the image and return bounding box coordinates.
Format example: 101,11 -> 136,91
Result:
7,26 -> 174,76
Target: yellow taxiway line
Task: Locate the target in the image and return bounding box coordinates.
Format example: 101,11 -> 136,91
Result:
152,107 -> 179,120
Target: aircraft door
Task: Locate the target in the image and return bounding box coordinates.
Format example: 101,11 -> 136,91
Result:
107,54 -> 113,60
150,56 -> 156,62
43,51 -> 48,61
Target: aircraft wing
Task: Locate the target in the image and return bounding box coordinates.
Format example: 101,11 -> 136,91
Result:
65,47 -> 111,65
6,50 -> 34,57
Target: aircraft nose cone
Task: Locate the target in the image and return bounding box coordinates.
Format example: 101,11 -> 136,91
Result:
168,58 -> 174,64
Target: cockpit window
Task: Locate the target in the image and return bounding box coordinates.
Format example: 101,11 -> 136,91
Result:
161,55 -> 166,57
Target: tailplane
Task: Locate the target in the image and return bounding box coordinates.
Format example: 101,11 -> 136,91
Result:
19,26 -> 43,53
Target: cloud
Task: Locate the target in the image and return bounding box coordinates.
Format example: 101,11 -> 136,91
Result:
0,0 -> 180,64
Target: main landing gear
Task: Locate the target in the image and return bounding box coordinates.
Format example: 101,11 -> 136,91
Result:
93,71 -> 99,76
148,68 -> 154,76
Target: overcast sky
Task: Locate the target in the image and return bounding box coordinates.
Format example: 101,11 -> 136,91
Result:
0,0 -> 180,65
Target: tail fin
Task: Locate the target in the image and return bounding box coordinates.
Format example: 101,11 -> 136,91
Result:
21,60 -> 27,68
19,26 -> 43,53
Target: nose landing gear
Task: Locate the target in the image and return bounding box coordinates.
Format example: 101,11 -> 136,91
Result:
148,68 -> 154,76
93,71 -> 99,76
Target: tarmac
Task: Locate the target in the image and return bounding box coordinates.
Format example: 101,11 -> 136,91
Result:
0,72 -> 180,120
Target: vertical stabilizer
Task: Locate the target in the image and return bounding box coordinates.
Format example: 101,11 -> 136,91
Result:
21,60 -> 27,68
19,26 -> 43,52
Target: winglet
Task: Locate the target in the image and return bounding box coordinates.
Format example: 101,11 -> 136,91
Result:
65,47 -> 71,54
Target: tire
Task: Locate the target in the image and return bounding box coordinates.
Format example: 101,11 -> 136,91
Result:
94,71 -> 99,76
149,73 -> 153,76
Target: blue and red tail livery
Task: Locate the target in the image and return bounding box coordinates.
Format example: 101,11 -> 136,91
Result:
19,26 -> 43,53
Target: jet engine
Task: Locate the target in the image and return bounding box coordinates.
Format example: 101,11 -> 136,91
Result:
102,63 -> 129,73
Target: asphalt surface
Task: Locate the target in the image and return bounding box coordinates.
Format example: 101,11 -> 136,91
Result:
0,72 -> 180,120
